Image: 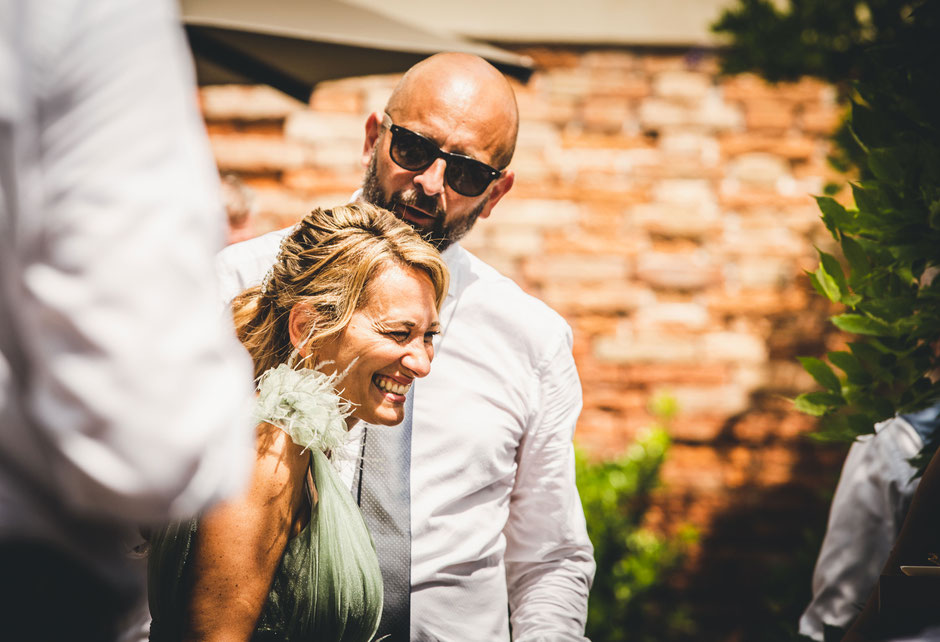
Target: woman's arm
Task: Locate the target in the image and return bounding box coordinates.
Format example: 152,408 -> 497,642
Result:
182,423 -> 310,641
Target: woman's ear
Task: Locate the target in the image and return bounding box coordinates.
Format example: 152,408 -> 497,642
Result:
288,303 -> 316,356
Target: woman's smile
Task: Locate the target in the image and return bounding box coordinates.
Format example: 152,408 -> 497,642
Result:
316,262 -> 440,426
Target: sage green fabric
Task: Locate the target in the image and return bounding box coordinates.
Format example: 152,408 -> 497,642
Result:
148,448 -> 383,641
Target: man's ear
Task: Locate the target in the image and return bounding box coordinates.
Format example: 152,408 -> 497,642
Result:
362,111 -> 382,168
477,169 -> 514,220
288,303 -> 316,356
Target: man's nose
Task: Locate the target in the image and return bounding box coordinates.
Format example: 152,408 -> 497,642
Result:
413,158 -> 446,197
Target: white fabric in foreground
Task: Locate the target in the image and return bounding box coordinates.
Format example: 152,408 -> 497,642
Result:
0,0 -> 255,590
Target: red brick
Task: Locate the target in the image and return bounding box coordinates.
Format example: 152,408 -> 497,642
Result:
581,50 -> 638,71
744,100 -> 795,130
706,289 -> 809,316
669,414 -> 728,442
641,54 -> 692,74
622,363 -> 730,386
543,282 -> 650,315
582,386 -> 648,414
661,445 -> 725,490
720,133 -> 818,161
800,104 -> 842,134
752,445 -> 799,485
281,169 -> 360,195
206,121 -> 285,136
309,86 -> 362,113
560,131 -> 652,150
730,409 -> 818,443
541,230 -> 643,257
580,96 -> 631,134
721,73 -> 817,103
588,71 -> 651,99
718,188 -> 816,209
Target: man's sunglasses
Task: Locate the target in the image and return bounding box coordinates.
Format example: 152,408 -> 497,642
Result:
382,113 -> 502,197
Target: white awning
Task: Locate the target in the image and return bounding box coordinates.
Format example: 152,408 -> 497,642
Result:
181,0 -> 534,102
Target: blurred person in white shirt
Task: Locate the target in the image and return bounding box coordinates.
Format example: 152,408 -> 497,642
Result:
0,0 -> 255,639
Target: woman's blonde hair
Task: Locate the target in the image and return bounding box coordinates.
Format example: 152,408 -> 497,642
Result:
232,202 -> 449,379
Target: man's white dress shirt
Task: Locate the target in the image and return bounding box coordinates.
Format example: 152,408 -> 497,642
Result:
0,0 -> 255,592
800,415 -> 926,640
216,229 -> 596,640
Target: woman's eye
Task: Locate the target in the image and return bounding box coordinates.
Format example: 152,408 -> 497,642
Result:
424,331 -> 440,343
386,331 -> 409,341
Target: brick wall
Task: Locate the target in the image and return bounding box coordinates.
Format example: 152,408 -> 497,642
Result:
202,46 -> 849,638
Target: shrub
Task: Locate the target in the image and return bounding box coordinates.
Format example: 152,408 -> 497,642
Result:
577,399 -> 697,641
715,1 -> 940,457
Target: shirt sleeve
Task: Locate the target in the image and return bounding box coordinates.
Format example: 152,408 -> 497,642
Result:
214,227 -> 292,306
10,0 -> 255,524
798,418 -> 922,639
504,328 -> 595,640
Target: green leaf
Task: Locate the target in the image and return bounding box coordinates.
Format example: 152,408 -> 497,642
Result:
812,413 -> 878,442
846,413 -> 875,435
794,391 -> 845,416
896,265 -> 917,286
850,101 -> 878,151
851,183 -> 878,216
831,313 -> 894,336
807,271 -> 827,298
807,421 -> 860,443
857,394 -> 896,421
929,199 -> 940,231
868,148 -> 905,185
814,265 -> 842,303
818,249 -> 849,298
840,236 -> 869,280
815,196 -> 851,238
798,356 -> 842,392
849,340 -> 889,361
827,351 -> 872,385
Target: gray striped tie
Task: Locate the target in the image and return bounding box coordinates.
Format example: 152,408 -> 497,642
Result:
356,389 -> 412,640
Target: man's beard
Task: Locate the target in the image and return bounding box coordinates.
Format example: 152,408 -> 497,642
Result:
361,154 -> 485,251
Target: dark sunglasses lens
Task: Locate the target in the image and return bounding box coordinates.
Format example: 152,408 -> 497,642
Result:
445,160 -> 491,196
390,129 -> 436,170
389,124 -> 496,196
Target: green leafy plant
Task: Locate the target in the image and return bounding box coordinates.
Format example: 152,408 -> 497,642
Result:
577,396 -> 697,641
712,0 -> 919,84
715,1 -> 940,455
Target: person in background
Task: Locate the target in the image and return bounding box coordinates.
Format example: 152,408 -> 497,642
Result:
843,431 -> 940,641
800,404 -> 940,641
216,53 -> 595,640
0,1 -> 255,639
221,173 -> 257,245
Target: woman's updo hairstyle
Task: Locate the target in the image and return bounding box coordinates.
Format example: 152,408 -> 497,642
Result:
232,202 -> 449,379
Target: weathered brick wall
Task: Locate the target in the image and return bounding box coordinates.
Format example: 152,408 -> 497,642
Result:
202,46 -> 849,637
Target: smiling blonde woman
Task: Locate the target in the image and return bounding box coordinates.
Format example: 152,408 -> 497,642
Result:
147,203 -> 447,641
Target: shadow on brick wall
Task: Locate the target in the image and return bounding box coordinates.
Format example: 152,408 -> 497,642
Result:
678,438 -> 847,641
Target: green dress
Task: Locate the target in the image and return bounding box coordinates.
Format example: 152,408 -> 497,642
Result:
147,448 -> 383,641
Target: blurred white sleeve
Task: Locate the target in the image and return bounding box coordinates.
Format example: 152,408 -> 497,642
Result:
798,417 -> 922,640
0,0 -> 255,525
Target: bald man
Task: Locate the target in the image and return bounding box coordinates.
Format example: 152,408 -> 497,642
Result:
217,53 -> 595,641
